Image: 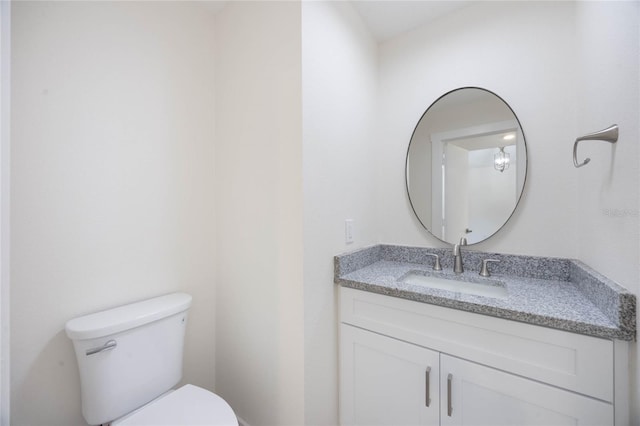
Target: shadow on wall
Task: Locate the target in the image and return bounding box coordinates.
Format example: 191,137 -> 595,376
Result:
13,331 -> 86,426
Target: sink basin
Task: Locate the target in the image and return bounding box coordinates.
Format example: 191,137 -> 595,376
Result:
400,271 -> 508,299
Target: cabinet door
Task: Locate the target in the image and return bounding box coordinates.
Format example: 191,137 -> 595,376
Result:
440,354 -> 613,426
340,324 -> 439,426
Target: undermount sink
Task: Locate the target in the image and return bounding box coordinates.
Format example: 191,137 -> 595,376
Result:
400,271 -> 508,299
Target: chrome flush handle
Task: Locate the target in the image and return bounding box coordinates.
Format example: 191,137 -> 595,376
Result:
86,339 -> 117,356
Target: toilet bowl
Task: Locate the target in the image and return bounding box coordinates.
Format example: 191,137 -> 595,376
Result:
65,293 -> 237,426
113,384 -> 237,426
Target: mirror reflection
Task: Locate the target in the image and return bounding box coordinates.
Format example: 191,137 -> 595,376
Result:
406,87 -> 527,245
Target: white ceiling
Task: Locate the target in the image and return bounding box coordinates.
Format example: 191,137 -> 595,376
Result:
201,1 -> 473,43
349,1 -> 473,42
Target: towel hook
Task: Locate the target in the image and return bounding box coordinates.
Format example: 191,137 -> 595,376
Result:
573,124 -> 618,168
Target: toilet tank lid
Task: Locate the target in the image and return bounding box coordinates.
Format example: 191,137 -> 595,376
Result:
65,293 -> 192,340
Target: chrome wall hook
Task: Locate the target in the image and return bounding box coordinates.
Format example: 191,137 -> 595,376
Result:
573,124 -> 618,168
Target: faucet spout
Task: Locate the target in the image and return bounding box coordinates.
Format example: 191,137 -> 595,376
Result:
453,243 -> 464,274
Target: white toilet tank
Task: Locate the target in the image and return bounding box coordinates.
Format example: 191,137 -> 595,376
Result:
65,293 -> 192,426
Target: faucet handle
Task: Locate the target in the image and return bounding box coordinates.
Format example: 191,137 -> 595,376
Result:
479,259 -> 500,277
425,253 -> 442,271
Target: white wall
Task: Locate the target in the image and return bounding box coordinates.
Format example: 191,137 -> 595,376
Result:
10,2 -> 216,424
575,0 -> 639,312
574,1 -> 640,422
214,2 -> 304,425
302,2 -> 378,425
377,1 -> 579,255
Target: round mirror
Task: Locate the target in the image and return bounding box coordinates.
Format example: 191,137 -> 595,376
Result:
406,87 -> 527,245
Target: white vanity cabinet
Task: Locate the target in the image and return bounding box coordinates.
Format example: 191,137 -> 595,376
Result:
339,287 -> 625,426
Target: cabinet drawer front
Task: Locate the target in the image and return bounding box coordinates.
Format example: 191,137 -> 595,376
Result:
340,287 -> 613,402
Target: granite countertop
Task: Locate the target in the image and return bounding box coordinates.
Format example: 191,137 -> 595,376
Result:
334,245 -> 636,341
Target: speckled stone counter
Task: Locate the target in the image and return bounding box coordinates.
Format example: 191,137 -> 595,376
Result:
334,244 -> 636,341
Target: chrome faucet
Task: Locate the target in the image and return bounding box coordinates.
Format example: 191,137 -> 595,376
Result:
453,237 -> 467,274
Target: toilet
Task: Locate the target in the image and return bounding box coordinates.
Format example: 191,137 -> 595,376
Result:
65,293 -> 237,426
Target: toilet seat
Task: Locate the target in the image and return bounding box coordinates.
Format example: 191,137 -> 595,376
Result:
112,384 -> 238,426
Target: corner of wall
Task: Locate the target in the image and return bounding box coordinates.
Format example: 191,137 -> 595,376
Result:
0,0 -> 10,424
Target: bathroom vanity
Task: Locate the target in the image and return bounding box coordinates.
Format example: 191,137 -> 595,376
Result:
335,245 -> 635,426
337,85 -> 636,425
